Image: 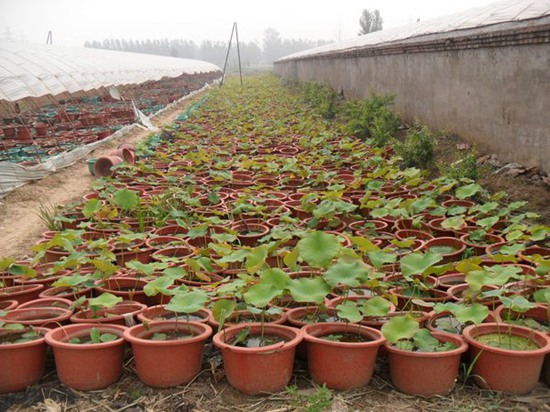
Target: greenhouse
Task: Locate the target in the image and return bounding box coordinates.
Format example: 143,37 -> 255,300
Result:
0,41 -> 221,196
0,0 -> 549,411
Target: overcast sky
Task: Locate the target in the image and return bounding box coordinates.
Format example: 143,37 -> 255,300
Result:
0,0 -> 497,47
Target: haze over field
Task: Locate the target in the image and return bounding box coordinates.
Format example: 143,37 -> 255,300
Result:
1,0 -> 496,47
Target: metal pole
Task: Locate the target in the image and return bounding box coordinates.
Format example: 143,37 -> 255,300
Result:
220,23 -> 236,87
234,23 -> 243,87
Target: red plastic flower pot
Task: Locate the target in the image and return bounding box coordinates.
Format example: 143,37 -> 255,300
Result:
0,284 -> 45,304
384,331 -> 468,396
71,302 -> 146,326
124,320 -> 212,388
286,307 -> 341,328
39,286 -> 93,301
0,299 -> 18,310
447,284 -> 499,307
394,229 -> 434,241
207,310 -> 288,330
426,310 -> 494,335
302,322 -> 385,390
93,155 -> 124,177
212,323 -> 303,394
0,307 -> 73,328
360,311 -> 431,330
17,127 -> 32,141
388,287 -> 450,311
459,232 -> 505,256
137,305 -> 210,323
34,123 -> 48,136
462,323 -> 550,394
13,273 -> 64,288
95,278 -> 149,305
18,297 -> 73,310
151,246 -> 194,263
232,222 -> 270,246
327,295 -> 397,313
436,273 -> 466,290
493,305 -> 548,329
45,323 -> 127,391
0,327 -> 49,393
422,237 -> 466,263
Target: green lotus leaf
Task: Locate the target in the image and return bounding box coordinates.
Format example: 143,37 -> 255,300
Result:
297,231 -> 342,269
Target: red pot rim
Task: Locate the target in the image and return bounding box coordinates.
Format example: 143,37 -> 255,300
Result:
45,323 -> 127,349
207,310 -> 288,328
384,330 -> 468,357
137,305 -> 210,323
462,323 -> 550,356
0,284 -> 45,296
0,299 -> 18,310
327,296 -> 397,313
302,322 -> 385,348
71,302 -> 146,323
124,320 -> 212,346
389,287 -> 450,301
1,307 -> 73,324
493,303 -> 548,325
423,237 -> 466,255
0,327 -> 49,350
212,323 -> 303,353
39,286 -> 92,299
18,297 -> 73,309
232,223 -> 270,237
459,233 -> 505,248
286,306 -> 338,327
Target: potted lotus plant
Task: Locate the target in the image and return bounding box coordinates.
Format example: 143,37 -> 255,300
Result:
212,267 -> 303,394
123,289 -> 213,387
301,258 -> 389,390
70,292 -> 146,326
45,323 -> 127,390
0,322 -> 49,393
462,292 -> 550,394
381,315 -> 468,396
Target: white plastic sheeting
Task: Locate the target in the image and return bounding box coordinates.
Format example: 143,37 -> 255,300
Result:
277,0 -> 550,62
0,82 -> 215,198
0,40 -> 221,102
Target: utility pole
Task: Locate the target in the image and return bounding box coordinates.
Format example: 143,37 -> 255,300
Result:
220,22 -> 243,87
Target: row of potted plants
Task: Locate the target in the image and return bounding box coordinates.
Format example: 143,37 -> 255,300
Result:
1,75 -> 549,398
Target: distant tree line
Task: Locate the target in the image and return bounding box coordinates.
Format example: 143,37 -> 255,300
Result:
84,29 -> 329,68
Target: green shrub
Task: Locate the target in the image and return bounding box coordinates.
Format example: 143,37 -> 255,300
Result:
302,82 -> 339,119
441,151 -> 479,181
396,126 -> 435,169
342,93 -> 399,147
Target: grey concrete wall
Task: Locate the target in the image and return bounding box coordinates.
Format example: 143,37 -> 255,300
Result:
274,43 -> 550,174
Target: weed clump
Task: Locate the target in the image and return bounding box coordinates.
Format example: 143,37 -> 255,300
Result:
396,126 -> 436,169
302,82 -> 339,120
342,94 -> 399,147
441,151 -> 480,181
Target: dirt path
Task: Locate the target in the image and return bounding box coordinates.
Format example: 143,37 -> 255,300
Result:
0,92 -> 207,259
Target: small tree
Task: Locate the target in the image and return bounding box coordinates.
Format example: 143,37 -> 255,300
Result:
359,9 -> 383,35
263,28 -> 283,65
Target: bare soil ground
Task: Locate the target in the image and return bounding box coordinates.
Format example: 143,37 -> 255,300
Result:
433,132 -> 550,225
0,93 -> 205,259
